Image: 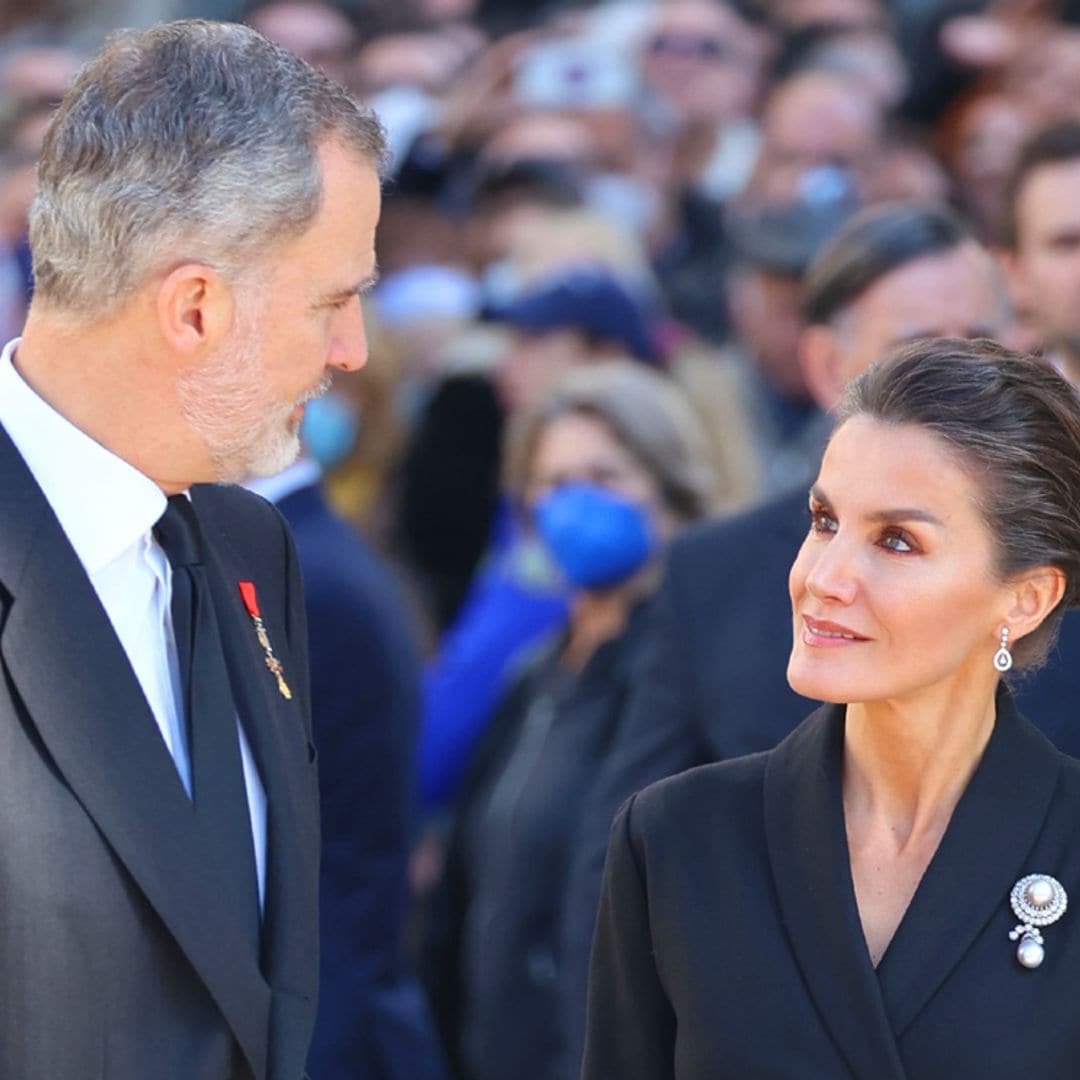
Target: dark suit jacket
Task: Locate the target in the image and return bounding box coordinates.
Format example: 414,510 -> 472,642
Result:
564,487 -> 1080,1068
0,423 -> 320,1080
584,692 -> 1080,1078
277,482 -> 447,1080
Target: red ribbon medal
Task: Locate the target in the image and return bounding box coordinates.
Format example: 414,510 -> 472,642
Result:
238,581 -> 292,700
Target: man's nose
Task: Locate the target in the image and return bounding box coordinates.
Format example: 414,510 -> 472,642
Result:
328,296 -> 368,373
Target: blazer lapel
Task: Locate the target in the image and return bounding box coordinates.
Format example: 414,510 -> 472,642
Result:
875,689 -> 1061,1034
196,500 -> 319,1000
0,428 -> 269,1078
764,705 -> 908,1080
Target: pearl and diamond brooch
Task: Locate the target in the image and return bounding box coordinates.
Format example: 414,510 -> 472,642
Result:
1009,873 -> 1068,970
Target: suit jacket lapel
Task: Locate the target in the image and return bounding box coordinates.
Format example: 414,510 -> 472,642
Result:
876,689 -> 1060,1034
196,493 -> 319,1000
0,427 -> 269,1078
764,705 -> 908,1080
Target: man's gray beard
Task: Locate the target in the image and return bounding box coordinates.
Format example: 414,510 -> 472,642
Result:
178,320 -> 329,484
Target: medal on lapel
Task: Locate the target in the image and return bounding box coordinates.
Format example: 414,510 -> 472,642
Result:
238,581 -> 293,700
1009,873 -> 1067,969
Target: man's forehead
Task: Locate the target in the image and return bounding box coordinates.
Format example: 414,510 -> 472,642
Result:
849,248 -> 1001,343
872,245 -> 994,304
1018,160 -> 1080,237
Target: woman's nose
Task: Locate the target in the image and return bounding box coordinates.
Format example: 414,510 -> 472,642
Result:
804,535 -> 859,605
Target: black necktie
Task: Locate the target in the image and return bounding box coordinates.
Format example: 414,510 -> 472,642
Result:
154,495 -> 261,954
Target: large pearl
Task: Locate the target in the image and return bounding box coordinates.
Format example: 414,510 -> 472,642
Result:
1017,937 -> 1045,969
1027,878 -> 1055,908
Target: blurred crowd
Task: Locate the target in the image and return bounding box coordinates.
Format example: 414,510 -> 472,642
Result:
7,0 -> 1080,1077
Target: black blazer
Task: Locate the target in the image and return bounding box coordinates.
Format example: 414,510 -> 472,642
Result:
583,693 -> 1080,1078
564,487 -> 1080,1066
278,482 -> 448,1080
0,423 -> 320,1079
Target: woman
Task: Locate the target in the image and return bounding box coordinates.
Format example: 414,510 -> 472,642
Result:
583,338 -> 1080,1078
423,360 -> 714,1080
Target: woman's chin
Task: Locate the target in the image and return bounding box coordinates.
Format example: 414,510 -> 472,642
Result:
786,654 -> 855,704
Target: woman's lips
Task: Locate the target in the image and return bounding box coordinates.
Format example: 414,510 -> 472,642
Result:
801,614 -> 869,647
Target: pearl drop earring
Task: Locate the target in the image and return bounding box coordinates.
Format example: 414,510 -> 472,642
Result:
993,626 -> 1013,673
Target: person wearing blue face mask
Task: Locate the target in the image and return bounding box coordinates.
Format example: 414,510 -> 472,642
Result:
421,361 -> 715,1080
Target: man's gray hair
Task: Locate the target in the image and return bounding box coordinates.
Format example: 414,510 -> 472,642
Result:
30,19 -> 387,318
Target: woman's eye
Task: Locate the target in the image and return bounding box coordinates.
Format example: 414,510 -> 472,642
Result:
810,508 -> 837,534
880,529 -> 914,553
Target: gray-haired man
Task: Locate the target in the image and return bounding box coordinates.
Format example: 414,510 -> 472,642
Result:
0,21 -> 383,1079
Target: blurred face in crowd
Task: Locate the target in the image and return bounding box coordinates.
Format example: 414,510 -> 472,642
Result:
728,267 -> 810,401
480,114 -> 598,172
640,0 -> 764,127
802,242 -> 1005,410
872,139 -> 952,205
1006,159 -> 1080,370
1006,29 -> 1080,126
497,328 -> 591,412
179,142 -> 380,482
787,415 -> 1012,707
0,44 -> 82,101
247,0 -> 357,86
0,107 -> 50,244
751,72 -> 882,203
804,29 -> 907,111
941,92 -> 1031,236
528,412 -> 658,508
352,31 -> 469,97
771,0 -> 886,32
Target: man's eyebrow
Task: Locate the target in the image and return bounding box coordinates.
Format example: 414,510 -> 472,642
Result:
315,268 -> 381,305
810,485 -> 943,526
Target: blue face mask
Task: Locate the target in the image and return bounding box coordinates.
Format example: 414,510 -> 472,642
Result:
300,391 -> 359,471
534,482 -> 658,590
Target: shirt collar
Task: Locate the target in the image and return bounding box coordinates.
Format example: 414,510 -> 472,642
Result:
0,338 -> 168,575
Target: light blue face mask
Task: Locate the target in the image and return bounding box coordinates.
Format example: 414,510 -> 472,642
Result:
300,391 -> 359,471
533,482 -> 658,590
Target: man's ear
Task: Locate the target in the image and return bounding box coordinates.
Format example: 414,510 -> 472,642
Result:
1005,565 -> 1068,646
155,263 -> 235,362
799,324 -> 847,412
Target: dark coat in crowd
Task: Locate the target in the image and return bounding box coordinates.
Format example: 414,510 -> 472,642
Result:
583,691 -> 1080,1078
564,485 -> 1080,1068
423,606 -> 651,1080
278,482 -> 447,1080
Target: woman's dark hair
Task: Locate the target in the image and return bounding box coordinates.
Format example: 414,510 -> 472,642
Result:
838,337 -> 1080,670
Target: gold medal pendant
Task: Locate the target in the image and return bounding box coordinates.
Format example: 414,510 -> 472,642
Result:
238,581 -> 293,700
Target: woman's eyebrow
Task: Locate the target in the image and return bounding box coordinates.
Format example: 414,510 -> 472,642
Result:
811,486 -> 943,526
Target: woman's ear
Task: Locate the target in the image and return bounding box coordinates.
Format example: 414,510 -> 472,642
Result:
1006,566 -> 1068,645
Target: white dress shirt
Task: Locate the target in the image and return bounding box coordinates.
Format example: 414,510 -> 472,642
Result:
0,339 -> 267,908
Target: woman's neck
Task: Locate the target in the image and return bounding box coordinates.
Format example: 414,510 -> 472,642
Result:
842,679 -> 999,854
561,564 -> 658,673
